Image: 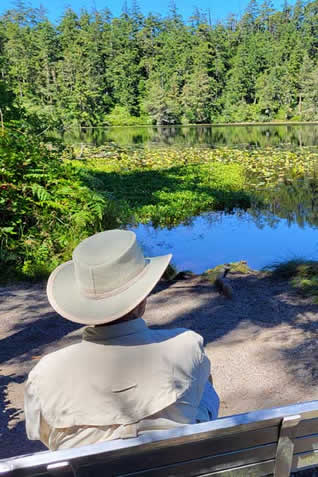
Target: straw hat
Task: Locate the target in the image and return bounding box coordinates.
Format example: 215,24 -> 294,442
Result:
47,230 -> 172,325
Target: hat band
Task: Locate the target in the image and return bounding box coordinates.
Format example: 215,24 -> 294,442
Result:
79,260 -> 150,300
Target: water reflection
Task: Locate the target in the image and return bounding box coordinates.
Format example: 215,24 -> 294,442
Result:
252,178 -> 318,229
134,179 -> 318,272
134,209 -> 318,273
64,124 -> 318,149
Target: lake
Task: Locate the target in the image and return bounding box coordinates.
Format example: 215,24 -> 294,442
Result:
133,210 -> 318,273
134,175 -> 318,272
67,124 -> 318,271
65,123 -> 318,149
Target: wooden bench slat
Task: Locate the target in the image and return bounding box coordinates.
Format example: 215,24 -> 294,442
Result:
294,434 -> 318,453
202,459 -> 276,477
107,442 -> 318,477
296,418 -> 318,438
1,401 -> 318,477
3,428 -> 280,477
46,433 -> 318,477
115,437 -> 318,477
110,426 -> 280,472
292,449 -> 318,473
113,444 -> 276,477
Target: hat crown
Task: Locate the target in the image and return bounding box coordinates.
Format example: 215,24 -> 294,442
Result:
72,230 -> 145,299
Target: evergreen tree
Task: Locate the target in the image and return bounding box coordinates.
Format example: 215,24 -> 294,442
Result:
182,71 -> 216,123
0,0 -> 317,126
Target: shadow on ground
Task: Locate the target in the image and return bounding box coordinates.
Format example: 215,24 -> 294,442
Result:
0,270 -> 317,458
1,285 -> 81,458
0,374 -> 45,459
150,272 -> 318,388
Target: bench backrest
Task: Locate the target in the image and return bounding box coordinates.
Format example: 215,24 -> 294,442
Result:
1,400 -> 318,477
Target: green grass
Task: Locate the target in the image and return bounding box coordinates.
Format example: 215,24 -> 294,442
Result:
204,261 -> 253,283
268,259 -> 318,302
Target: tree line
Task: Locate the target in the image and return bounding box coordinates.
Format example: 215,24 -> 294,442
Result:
0,0 -> 318,127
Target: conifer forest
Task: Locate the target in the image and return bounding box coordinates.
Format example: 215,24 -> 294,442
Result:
1,0 -> 318,127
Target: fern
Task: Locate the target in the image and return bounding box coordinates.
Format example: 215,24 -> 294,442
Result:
25,172 -> 49,179
71,210 -> 92,228
45,200 -> 65,211
31,184 -> 52,201
88,201 -> 106,220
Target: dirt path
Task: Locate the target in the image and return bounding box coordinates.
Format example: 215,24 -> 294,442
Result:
1,270 -> 317,459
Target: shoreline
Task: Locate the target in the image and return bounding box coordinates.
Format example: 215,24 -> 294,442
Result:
75,121 -> 318,129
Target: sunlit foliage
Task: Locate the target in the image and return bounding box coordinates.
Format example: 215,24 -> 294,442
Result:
0,1 -> 318,126
0,125 -> 129,279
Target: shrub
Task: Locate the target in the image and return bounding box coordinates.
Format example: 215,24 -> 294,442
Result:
0,124 -> 128,280
104,106 -> 151,126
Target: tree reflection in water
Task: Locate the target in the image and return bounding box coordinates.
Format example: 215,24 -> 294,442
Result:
252,178 -> 318,229
64,124 -> 318,149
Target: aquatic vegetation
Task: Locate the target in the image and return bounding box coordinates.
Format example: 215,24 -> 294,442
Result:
3,135 -> 318,280
215,148 -> 318,188
74,145 -> 318,227
77,144 -> 318,186
75,150 -> 251,227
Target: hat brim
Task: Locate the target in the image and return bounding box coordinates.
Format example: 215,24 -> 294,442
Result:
47,254 -> 172,325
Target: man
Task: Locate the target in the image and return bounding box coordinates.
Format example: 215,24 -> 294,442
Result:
24,230 -> 219,451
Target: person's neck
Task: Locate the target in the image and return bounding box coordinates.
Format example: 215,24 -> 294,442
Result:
95,316 -> 139,328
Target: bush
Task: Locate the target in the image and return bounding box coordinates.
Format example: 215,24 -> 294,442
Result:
0,124 -> 128,280
104,105 -> 151,126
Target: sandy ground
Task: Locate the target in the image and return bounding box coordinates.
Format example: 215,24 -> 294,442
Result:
0,269 -> 317,460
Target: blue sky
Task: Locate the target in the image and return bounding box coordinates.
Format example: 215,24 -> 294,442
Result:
0,0 -> 294,23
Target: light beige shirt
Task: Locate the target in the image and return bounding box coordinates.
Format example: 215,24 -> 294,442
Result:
24,319 -> 214,451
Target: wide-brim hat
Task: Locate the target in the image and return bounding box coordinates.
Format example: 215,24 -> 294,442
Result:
47,230 -> 171,325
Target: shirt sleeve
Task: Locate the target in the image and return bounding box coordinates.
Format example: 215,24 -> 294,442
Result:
24,375 -> 41,441
179,331 -> 211,410
158,331 -> 212,423
197,350 -> 211,404
196,351 -> 220,422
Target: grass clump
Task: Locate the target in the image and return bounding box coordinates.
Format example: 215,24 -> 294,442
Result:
204,261 -> 253,283
269,259 -> 318,302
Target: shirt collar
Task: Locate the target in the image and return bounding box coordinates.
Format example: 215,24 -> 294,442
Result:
82,318 -> 148,343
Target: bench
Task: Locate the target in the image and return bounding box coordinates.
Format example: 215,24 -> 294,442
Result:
1,400 -> 318,477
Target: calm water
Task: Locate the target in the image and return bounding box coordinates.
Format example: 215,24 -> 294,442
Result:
131,176 -> 318,272
133,211 -> 318,273
66,124 -> 318,270
65,123 -> 318,149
